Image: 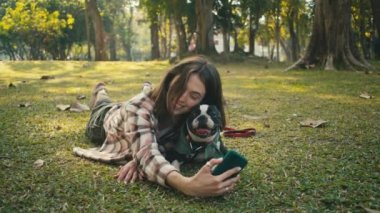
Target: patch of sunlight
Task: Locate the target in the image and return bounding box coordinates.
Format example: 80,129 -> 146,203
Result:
92,61 -> 168,72
315,93 -> 363,104
39,88 -> 89,99
60,86 -> 87,94
111,82 -> 142,91
55,150 -> 71,158
95,62 -> 144,70
282,84 -> 308,93
240,84 -> 261,89
6,93 -> 50,102
23,111 -> 87,138
254,82 -> 309,93
259,75 -> 299,81
224,91 -> 245,98
0,70 -> 40,82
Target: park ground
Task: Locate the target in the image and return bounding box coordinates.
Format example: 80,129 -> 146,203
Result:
0,59 -> 379,212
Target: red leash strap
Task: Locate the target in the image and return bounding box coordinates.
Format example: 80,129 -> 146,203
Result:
223,127 -> 256,138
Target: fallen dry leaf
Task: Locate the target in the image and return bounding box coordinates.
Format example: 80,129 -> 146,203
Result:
56,102 -> 90,112
76,95 -> 86,100
62,202 -> 69,211
40,75 -> 55,80
359,92 -> 374,99
55,125 -> 62,130
243,114 -> 268,120
33,159 -> 45,168
8,83 -> 16,88
56,104 -> 71,111
18,102 -> 31,108
69,102 -> 90,112
300,119 -> 328,128
362,206 -> 380,213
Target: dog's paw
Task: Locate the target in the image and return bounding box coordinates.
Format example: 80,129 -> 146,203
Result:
171,160 -> 181,171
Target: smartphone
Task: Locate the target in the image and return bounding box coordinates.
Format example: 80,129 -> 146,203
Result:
211,150 -> 248,176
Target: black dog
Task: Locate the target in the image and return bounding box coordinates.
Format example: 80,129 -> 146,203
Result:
164,104 -> 227,170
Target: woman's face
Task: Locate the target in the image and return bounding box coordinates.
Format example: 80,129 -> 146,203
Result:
170,73 -> 206,115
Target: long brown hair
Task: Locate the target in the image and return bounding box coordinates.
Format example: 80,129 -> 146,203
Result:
150,55 -> 226,128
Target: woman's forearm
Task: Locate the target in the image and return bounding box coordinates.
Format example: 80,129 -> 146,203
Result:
166,171 -> 193,196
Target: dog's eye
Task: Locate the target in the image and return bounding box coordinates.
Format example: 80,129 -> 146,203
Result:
190,107 -> 200,116
209,110 -> 220,117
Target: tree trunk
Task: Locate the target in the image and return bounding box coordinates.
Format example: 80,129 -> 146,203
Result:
232,28 -> 240,52
18,42 -> 26,60
359,2 -> 370,59
173,14 -> 187,56
4,41 -> 16,60
108,15 -> 117,61
150,12 -> 160,60
30,37 -> 43,60
109,31 -> 117,61
288,7 -> 300,62
172,0 -> 188,57
248,15 -> 256,55
286,0 -> 372,71
122,39 -> 132,61
371,0 -> 380,37
122,6 -> 134,61
279,38 -> 291,61
222,29 -> 230,53
85,0 -> 108,61
159,16 -> 168,58
371,0 -> 380,59
84,5 -> 92,61
168,17 -> 173,58
195,0 -> 217,55
58,42 -> 67,60
275,7 -> 280,62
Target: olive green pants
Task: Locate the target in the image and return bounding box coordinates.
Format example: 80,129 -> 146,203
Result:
85,90 -> 115,145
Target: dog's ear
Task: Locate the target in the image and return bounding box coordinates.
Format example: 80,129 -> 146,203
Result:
208,105 -> 220,116
208,105 -> 221,124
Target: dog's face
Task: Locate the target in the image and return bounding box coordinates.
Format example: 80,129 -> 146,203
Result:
186,104 -> 221,143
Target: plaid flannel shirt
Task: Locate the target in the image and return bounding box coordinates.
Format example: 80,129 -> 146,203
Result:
85,93 -> 178,187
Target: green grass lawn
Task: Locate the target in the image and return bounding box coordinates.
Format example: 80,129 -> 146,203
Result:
0,59 -> 379,212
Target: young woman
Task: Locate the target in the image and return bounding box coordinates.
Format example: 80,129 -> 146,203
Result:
75,55 -> 241,197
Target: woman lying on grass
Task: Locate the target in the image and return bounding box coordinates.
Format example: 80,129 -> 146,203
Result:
74,55 -> 241,197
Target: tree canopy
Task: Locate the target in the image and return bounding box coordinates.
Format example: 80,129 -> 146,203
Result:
0,0 -> 378,70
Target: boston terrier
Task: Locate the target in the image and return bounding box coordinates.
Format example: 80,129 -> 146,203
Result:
165,104 -> 228,170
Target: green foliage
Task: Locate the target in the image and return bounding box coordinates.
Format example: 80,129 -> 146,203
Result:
0,0 -> 75,59
100,0 -> 138,60
280,0 -> 312,45
139,0 -> 162,22
0,0 -> 378,61
0,1 -> 72,38
0,61 -> 379,211
215,0 -> 241,32
239,0 -> 272,48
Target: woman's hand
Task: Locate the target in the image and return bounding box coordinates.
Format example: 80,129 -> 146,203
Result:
166,158 -> 241,197
115,160 -> 144,184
